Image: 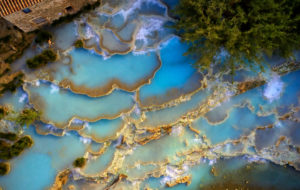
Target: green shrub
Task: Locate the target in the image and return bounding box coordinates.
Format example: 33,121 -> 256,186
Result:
35,30 -> 53,45
74,40 -> 84,48
0,132 -> 18,141
26,49 -> 57,69
0,136 -> 33,160
15,108 -> 40,127
73,157 -> 86,168
0,162 -> 10,176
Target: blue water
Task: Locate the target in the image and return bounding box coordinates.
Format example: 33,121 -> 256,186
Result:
54,48 -> 160,96
25,81 -> 134,127
0,126 -> 88,190
0,87 -> 27,112
193,107 -> 276,145
1,0 -> 300,189
138,37 -> 202,107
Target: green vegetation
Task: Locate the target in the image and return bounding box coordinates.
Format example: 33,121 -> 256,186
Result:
52,0 -> 101,26
73,157 -> 86,168
0,107 -> 9,120
0,136 -> 33,160
0,132 -> 18,141
173,0 -> 300,72
0,162 -> 10,176
35,30 -> 53,45
0,72 -> 24,95
74,39 -> 84,48
26,49 -> 57,69
15,108 -> 40,127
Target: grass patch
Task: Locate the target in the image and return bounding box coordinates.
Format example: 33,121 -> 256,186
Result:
0,162 -> 10,176
26,49 -> 57,69
73,157 -> 86,168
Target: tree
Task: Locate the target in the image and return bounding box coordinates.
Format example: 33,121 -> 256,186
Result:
173,0 -> 300,73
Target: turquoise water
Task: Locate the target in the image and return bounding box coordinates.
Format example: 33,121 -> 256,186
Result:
83,143 -> 115,175
0,87 -> 27,112
193,107 -> 276,145
25,81 -> 134,127
54,48 -> 160,96
138,37 -> 203,107
1,0 -> 300,189
139,89 -> 209,128
0,126 -> 89,190
79,118 -> 124,142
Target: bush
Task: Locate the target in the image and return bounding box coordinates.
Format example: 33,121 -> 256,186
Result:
73,157 -> 86,168
0,162 -> 10,176
26,49 -> 57,69
15,108 -> 40,127
35,30 -> 53,45
0,136 -> 33,160
74,40 -> 84,48
0,132 -> 18,141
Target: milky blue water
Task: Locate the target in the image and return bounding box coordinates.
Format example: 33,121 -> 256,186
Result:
138,37 -> 203,107
1,0 -> 300,189
79,118 -> 124,142
54,48 -> 160,96
0,126 -> 89,190
25,81 -> 134,127
0,87 -> 27,112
